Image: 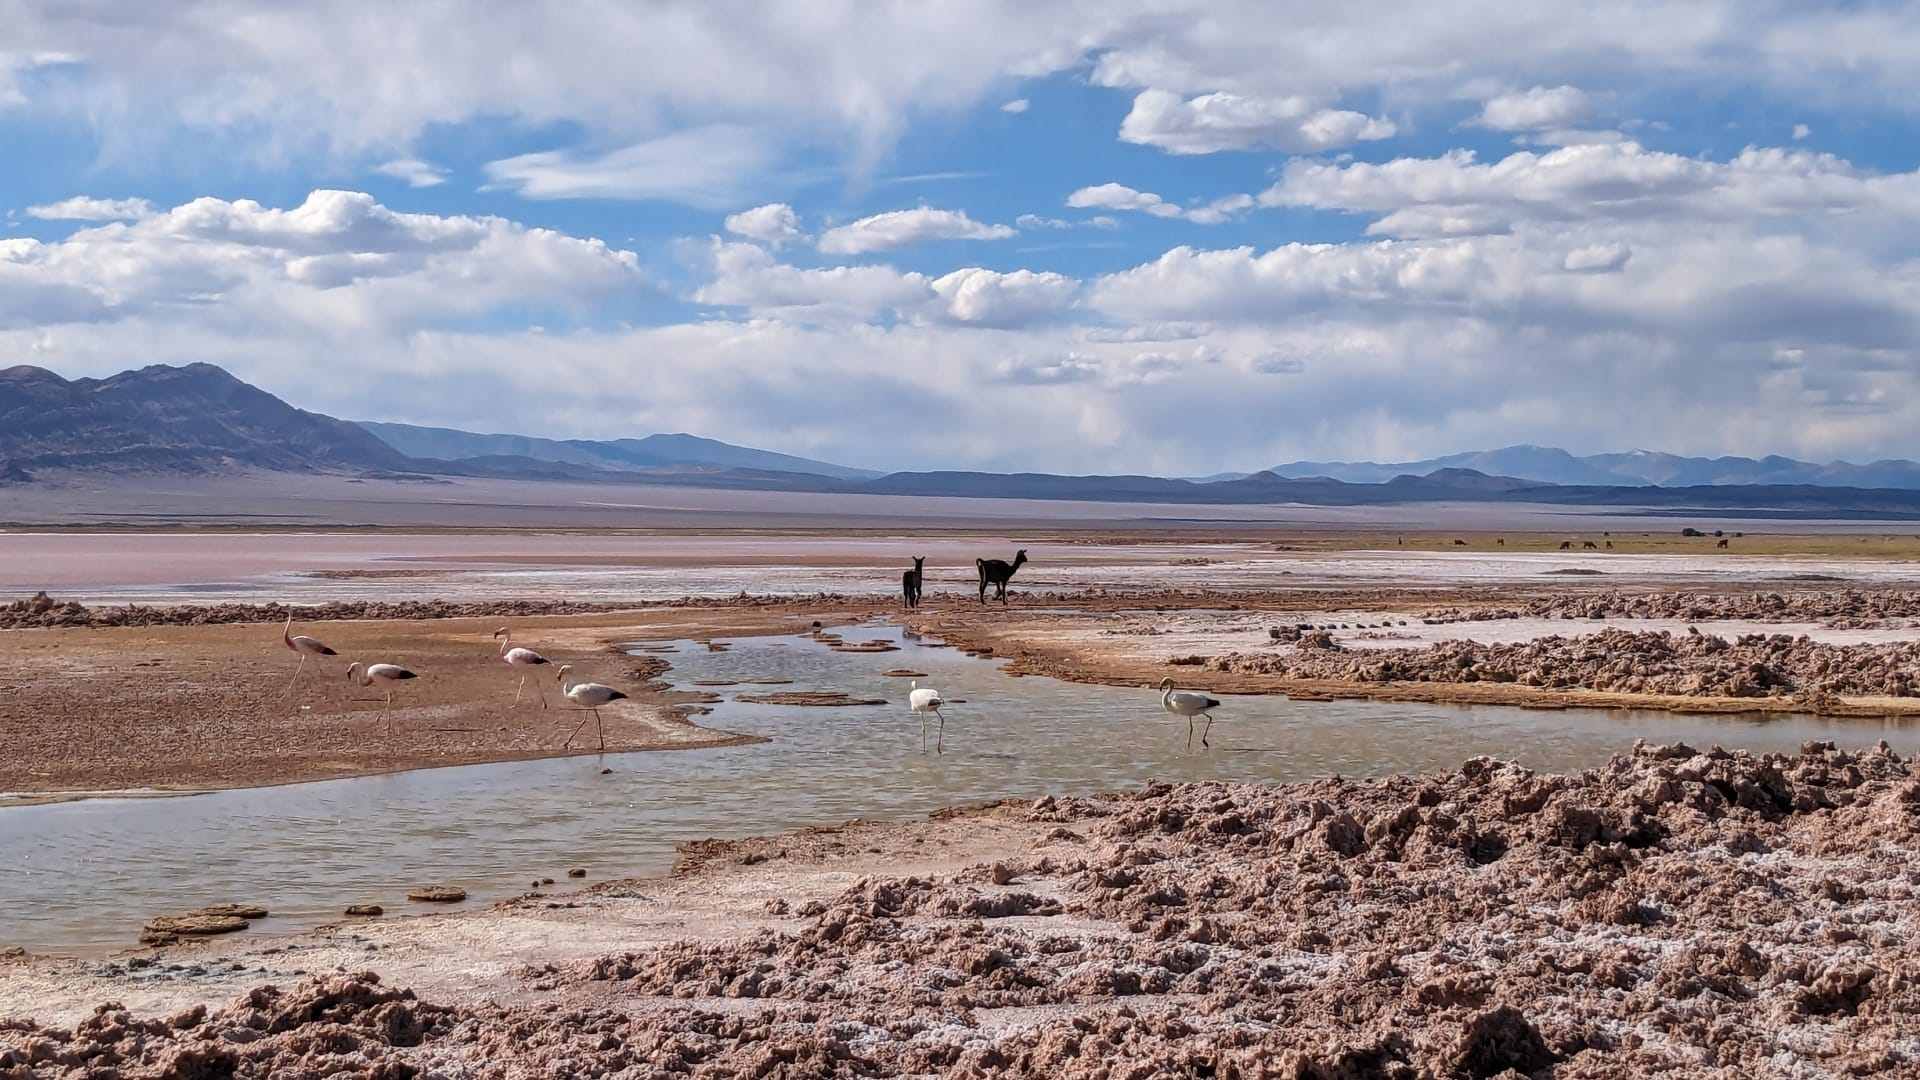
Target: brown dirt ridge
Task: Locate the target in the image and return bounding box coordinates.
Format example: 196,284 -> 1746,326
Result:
5,741 -> 1917,1077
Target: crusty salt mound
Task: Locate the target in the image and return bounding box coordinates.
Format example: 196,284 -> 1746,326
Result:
6,742 -> 1917,1077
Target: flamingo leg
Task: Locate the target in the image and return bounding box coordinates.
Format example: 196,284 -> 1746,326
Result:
285,653 -> 308,698
1201,713 -> 1213,748
1187,715 -> 1194,750
936,710 -> 944,755
512,672 -> 524,708
383,688 -> 394,734
562,711 -> 592,750
596,708 -> 606,752
920,713 -> 928,754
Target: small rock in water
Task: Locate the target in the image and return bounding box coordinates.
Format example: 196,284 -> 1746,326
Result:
567,867 -> 587,878
600,767 -> 612,775
140,914 -> 249,945
406,885 -> 467,903
541,877 -> 555,885
990,862 -> 1016,886
344,904 -> 383,917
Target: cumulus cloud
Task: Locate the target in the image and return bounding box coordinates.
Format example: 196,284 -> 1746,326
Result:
930,267 -> 1078,327
1794,123 -> 1812,140
26,197 -> 154,221
1119,89 -> 1396,154
0,189 -> 640,329
1475,85 -> 1591,130
484,126 -> 773,206
372,158 -> 448,188
1260,142 -> 1920,239
725,203 -> 804,247
1067,183 -> 1253,224
1001,98 -> 1031,113
816,208 -> 1014,255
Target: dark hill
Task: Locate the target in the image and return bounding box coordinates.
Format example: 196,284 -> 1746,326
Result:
0,363 -> 411,477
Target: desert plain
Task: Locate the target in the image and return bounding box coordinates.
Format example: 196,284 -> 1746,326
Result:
6,498 -> 1920,1077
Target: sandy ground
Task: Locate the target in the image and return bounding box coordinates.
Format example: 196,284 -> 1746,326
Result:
0,606 -> 881,797
5,742 -> 1917,1077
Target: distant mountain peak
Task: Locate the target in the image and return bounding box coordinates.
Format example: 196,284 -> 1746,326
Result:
1268,445 -> 1920,490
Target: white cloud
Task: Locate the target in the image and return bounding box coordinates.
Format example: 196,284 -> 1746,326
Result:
26,197 -> 154,221
0,189 -> 640,329
1001,98 -> 1031,113
1016,213 -> 1071,229
930,267 -> 1078,327
1475,85 -> 1591,130
1260,142 -> 1920,239
484,126 -> 774,206
1119,89 -> 1395,154
725,203 -> 804,247
372,158 -> 448,188
816,208 -> 1014,255
1067,183 -> 1252,224
1794,123 -> 1812,140
1562,241 -> 1631,273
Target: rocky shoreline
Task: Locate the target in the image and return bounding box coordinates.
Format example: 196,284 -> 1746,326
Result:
1211,627 -> 1920,702
5,742 -> 1917,1077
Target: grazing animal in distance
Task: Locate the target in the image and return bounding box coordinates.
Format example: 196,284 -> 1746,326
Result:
1605,541 -> 1613,550
1582,540 -> 1598,550
282,616 -> 338,699
1159,677 -> 1222,750
346,661 -> 417,732
1496,538 -> 1505,546
902,556 -> 925,611
976,549 -> 1028,604
556,665 -> 628,751
908,680 -> 946,754
1558,540 -> 1573,550
1717,538 -> 1729,548
492,627 -> 552,708
1452,539 -> 1467,546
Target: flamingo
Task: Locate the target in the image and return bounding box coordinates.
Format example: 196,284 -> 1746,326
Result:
492,627 -> 551,708
346,661 -> 418,732
282,615 -> 338,698
1159,677 -> 1222,750
556,665 -> 627,751
908,681 -> 946,754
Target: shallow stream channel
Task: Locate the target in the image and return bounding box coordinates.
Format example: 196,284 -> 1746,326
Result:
5,620 -> 1917,954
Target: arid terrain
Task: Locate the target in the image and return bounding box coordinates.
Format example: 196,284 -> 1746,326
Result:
5,741 -> 1917,1077
7,525 -> 1920,1077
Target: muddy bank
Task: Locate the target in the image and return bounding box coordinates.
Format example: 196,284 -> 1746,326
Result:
0,592 -> 877,630
1213,627 -> 1920,703
5,741 -> 1917,1077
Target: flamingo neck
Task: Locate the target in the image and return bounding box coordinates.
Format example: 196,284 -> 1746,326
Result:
283,616 -> 294,646
497,630 -> 511,654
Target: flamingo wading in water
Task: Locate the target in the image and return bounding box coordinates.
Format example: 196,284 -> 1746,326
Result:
493,627 -> 551,708
908,681 -> 946,754
1159,677 -> 1222,750
557,665 -> 627,751
282,615 -> 338,699
346,661 -> 418,732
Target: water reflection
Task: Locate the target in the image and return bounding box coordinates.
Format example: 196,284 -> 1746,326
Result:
2,620 -> 1913,955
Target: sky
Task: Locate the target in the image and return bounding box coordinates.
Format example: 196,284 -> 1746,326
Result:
3,2 -> 1919,476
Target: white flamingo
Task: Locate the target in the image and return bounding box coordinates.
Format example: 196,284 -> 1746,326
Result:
492,627 -> 551,708
346,661 -> 418,732
1159,677 -> 1222,750
908,681 -> 946,754
282,615 -> 338,698
557,665 -> 628,751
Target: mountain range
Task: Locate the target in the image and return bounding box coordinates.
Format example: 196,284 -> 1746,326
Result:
1263,445 -> 1920,490
9,363 -> 1920,517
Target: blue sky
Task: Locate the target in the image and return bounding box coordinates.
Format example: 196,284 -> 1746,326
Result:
4,1 -> 1919,474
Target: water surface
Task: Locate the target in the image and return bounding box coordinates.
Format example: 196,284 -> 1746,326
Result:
3,622 -> 1913,955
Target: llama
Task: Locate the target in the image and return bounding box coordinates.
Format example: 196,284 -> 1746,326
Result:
901,556 -> 925,611
976,548 -> 1028,604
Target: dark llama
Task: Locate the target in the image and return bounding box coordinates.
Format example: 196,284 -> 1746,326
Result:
976,548 -> 1028,604
902,556 -> 925,611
